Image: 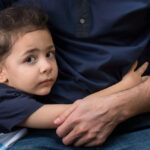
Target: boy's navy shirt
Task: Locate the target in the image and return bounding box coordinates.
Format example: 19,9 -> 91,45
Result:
0,84 -> 43,132
0,0 -> 150,132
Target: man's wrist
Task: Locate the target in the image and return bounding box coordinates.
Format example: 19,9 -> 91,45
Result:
113,78 -> 150,123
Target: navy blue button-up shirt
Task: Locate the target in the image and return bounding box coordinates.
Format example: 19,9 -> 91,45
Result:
42,0 -> 150,103
0,0 -> 150,132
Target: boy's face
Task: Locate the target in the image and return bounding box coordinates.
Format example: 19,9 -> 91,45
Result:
2,29 -> 58,95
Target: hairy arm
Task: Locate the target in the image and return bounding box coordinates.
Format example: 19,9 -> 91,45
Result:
20,62 -> 148,129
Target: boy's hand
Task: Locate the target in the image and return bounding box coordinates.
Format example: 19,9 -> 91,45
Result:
122,61 -> 149,87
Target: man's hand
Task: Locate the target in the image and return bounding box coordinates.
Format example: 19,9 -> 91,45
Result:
54,61 -> 149,147
55,95 -> 128,147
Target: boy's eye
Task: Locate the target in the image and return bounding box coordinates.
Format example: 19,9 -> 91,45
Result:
25,56 -> 35,63
46,51 -> 54,58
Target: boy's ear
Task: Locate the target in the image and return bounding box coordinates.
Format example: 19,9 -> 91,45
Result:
0,66 -> 8,83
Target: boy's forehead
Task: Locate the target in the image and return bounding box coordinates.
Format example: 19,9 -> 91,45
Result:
10,30 -> 54,54
12,29 -> 51,43
11,27 -> 50,42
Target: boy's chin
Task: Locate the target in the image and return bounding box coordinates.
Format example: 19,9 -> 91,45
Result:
36,88 -> 51,96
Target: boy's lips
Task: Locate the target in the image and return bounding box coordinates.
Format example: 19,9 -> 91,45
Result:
39,78 -> 53,85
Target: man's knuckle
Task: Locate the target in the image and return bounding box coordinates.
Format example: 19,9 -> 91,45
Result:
97,137 -> 106,145
87,133 -> 96,140
74,127 -> 87,137
72,117 -> 81,124
78,126 -> 88,133
56,128 -> 61,137
62,139 -> 69,145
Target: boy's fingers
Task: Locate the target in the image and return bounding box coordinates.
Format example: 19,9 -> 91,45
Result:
125,61 -> 138,76
130,61 -> 138,71
136,62 -> 149,75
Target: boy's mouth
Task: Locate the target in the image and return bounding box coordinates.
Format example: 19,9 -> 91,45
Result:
39,78 -> 53,85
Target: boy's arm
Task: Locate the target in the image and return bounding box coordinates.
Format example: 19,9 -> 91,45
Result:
20,62 -> 148,129
20,104 -> 71,129
86,61 -> 148,99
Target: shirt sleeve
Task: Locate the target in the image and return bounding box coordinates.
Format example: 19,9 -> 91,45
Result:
0,84 -> 43,133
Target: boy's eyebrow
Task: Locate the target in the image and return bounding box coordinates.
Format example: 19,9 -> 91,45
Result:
22,45 -> 55,56
46,45 -> 55,51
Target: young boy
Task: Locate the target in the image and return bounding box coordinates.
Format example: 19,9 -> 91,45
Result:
0,6 -> 148,149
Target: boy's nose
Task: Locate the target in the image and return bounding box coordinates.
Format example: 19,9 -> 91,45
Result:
40,59 -> 52,74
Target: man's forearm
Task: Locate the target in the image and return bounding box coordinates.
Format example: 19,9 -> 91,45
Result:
112,76 -> 150,122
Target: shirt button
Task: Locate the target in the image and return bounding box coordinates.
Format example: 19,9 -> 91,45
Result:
80,18 -> 85,24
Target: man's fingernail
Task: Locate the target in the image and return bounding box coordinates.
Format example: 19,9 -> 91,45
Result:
54,118 -> 61,124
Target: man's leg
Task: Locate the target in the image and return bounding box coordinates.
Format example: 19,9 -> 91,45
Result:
100,127 -> 150,150
9,129 -> 99,150
10,128 -> 150,150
